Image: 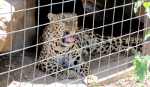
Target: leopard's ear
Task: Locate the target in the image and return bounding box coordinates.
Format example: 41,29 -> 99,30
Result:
47,13 -> 53,21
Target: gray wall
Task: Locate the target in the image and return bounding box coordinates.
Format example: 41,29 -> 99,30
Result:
6,0 -> 36,51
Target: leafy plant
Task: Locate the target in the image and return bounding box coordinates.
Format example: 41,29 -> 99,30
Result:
133,54 -> 150,82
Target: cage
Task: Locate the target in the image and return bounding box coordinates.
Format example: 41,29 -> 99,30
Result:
0,0 -> 149,87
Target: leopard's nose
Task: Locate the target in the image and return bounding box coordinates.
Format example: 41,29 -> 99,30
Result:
62,38 -> 65,43
63,31 -> 69,36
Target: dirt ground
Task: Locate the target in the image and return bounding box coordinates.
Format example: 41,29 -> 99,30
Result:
99,67 -> 150,87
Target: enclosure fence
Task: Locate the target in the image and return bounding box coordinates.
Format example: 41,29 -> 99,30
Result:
0,0 -> 149,87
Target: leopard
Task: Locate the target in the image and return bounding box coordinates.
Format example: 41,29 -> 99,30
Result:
37,13 -> 143,80
78,30 -> 143,60
37,13 -> 89,80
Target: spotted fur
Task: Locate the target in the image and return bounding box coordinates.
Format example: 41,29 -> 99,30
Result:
37,13 -> 143,80
37,13 -> 89,80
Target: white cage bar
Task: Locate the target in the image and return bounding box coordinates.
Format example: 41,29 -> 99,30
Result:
0,0 -> 149,87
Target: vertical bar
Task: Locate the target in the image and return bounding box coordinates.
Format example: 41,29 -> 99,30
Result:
98,0 -> 107,73
88,0 -> 97,75
126,0 -> 134,60
117,0 -> 126,67
107,0 -> 116,74
135,0 -> 142,55
32,0 -> 40,86
6,0 -> 13,86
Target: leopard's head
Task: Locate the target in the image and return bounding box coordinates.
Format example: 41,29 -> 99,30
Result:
47,13 -> 79,46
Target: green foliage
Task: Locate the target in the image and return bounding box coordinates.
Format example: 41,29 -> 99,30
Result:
133,55 -> 150,82
143,2 -> 150,8
133,56 -> 147,81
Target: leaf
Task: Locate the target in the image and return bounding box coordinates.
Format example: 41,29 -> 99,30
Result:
143,2 -> 150,8
133,55 -> 148,81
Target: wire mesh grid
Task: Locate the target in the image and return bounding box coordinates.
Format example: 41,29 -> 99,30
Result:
0,0 -> 149,86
